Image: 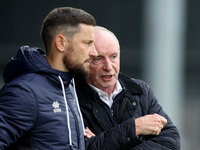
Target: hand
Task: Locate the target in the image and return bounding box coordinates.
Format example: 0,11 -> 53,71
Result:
85,127 -> 96,138
135,114 -> 167,136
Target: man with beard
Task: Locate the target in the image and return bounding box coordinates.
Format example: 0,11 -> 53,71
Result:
0,7 -> 97,150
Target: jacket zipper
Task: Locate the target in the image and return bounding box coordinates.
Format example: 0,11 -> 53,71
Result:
118,98 -> 128,123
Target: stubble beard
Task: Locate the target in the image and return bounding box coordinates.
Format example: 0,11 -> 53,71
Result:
63,46 -> 88,77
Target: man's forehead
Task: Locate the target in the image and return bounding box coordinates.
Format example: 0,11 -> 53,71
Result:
96,49 -> 119,56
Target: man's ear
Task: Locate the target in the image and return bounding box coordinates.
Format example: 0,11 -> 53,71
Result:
54,34 -> 68,52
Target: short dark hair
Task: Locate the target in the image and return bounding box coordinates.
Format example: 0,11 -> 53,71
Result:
41,7 -> 96,52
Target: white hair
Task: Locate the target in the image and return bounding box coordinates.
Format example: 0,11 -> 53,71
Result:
94,26 -> 120,50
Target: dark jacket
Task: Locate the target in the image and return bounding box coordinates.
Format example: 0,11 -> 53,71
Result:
0,46 -> 85,150
75,73 -> 180,150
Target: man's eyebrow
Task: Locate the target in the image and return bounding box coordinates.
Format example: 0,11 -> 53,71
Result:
83,39 -> 94,42
110,52 -> 118,55
96,55 -> 104,57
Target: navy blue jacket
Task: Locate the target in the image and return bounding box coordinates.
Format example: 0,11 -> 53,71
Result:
75,73 -> 180,150
0,46 -> 85,150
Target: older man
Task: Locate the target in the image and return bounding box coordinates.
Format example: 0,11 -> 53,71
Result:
75,26 -> 180,150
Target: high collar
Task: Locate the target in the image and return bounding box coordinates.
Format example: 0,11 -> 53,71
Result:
3,45 -> 73,85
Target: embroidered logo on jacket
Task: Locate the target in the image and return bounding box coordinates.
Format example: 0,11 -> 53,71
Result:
52,101 -> 62,113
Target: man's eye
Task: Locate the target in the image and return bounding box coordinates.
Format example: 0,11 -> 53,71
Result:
92,57 -> 103,64
110,55 -> 117,61
112,55 -> 116,58
93,57 -> 101,61
84,42 -> 91,47
86,41 -> 93,45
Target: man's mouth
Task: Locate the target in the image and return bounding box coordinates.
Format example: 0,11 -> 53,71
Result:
102,75 -> 113,79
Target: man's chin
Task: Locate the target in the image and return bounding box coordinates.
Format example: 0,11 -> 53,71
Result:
70,67 -> 88,77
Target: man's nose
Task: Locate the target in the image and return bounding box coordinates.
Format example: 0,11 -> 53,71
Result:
103,59 -> 112,71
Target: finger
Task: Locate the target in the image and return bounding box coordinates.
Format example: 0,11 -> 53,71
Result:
153,114 -> 167,126
152,125 -> 161,135
85,127 -> 95,137
159,116 -> 167,126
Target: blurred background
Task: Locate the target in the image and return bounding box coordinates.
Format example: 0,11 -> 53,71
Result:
0,0 -> 199,149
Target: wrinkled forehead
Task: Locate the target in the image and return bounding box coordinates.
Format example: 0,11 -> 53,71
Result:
94,30 -> 119,54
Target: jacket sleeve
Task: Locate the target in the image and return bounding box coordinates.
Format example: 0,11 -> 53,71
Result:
86,118 -> 143,150
0,83 -> 37,149
132,80 -> 180,150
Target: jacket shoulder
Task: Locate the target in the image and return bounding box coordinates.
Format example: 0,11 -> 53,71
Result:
118,73 -> 149,95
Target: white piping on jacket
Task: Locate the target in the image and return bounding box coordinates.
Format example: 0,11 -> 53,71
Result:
58,76 -> 72,147
58,76 -> 86,149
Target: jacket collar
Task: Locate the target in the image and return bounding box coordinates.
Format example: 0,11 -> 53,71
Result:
118,72 -> 143,95
75,72 -> 143,97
